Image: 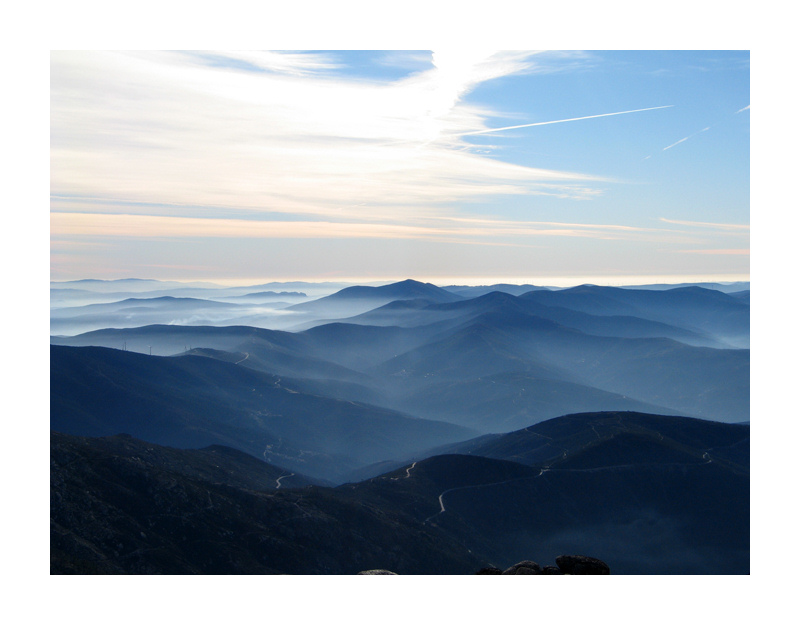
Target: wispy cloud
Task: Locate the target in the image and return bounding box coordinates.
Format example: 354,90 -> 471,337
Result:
677,249 -> 749,255
50,50 -> 619,228
50,212 -> 656,244
173,50 -> 344,76
659,217 -> 749,231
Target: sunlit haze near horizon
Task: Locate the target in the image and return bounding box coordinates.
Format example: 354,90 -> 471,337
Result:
49,273 -> 751,289
50,50 -> 749,285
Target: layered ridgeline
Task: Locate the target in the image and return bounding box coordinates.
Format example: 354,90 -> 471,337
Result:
50,279 -> 749,574
52,279 -> 750,435
51,412 -> 749,574
51,345 -> 475,482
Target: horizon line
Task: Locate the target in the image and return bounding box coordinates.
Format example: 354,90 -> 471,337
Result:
49,273 -> 751,289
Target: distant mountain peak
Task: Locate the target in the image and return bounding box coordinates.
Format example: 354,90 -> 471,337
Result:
319,279 -> 463,303
472,290 -> 521,304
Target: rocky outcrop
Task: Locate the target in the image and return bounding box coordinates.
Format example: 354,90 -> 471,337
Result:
555,555 -> 610,575
471,556 -> 609,575
502,560 -> 543,574
353,556 -> 610,575
475,566 -> 503,574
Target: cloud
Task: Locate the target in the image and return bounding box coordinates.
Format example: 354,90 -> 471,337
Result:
677,249 -> 750,255
183,51 -> 342,76
50,50 -> 610,228
736,105 -> 750,114
50,212 -> 655,244
659,217 -> 749,231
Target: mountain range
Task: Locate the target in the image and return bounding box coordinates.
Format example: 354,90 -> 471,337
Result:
50,278 -> 750,574
53,281 -> 749,428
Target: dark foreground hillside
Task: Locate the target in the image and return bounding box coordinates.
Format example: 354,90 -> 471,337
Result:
50,432 -> 484,575
51,412 -> 749,575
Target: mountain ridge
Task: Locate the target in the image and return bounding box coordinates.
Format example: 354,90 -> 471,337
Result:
51,411 -> 747,574
50,344 -> 476,482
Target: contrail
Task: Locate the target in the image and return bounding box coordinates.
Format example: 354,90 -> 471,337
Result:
646,105 -> 746,160
663,137 -> 689,151
458,105 -> 674,137
663,126 -> 710,151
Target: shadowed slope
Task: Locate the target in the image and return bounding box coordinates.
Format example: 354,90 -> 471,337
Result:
51,432 -> 485,575
51,345 -> 475,482
346,412 -> 749,574
50,412 -> 749,574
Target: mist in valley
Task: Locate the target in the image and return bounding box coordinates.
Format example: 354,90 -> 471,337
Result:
51,279 -> 751,434
50,278 -> 750,575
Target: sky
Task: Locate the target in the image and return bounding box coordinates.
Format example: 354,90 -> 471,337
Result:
50,49 -> 749,286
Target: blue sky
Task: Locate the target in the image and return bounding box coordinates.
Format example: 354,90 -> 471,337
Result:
50,49 -> 749,286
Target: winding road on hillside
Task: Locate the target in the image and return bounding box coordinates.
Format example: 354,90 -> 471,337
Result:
276,473 -> 295,489
421,447 -> 732,526
390,461 -> 418,481
423,469 -> 548,525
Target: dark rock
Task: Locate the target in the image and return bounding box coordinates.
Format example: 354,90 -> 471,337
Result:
502,560 -> 542,574
357,569 -> 398,575
555,555 -> 610,575
475,566 -> 503,574
541,565 -> 563,574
